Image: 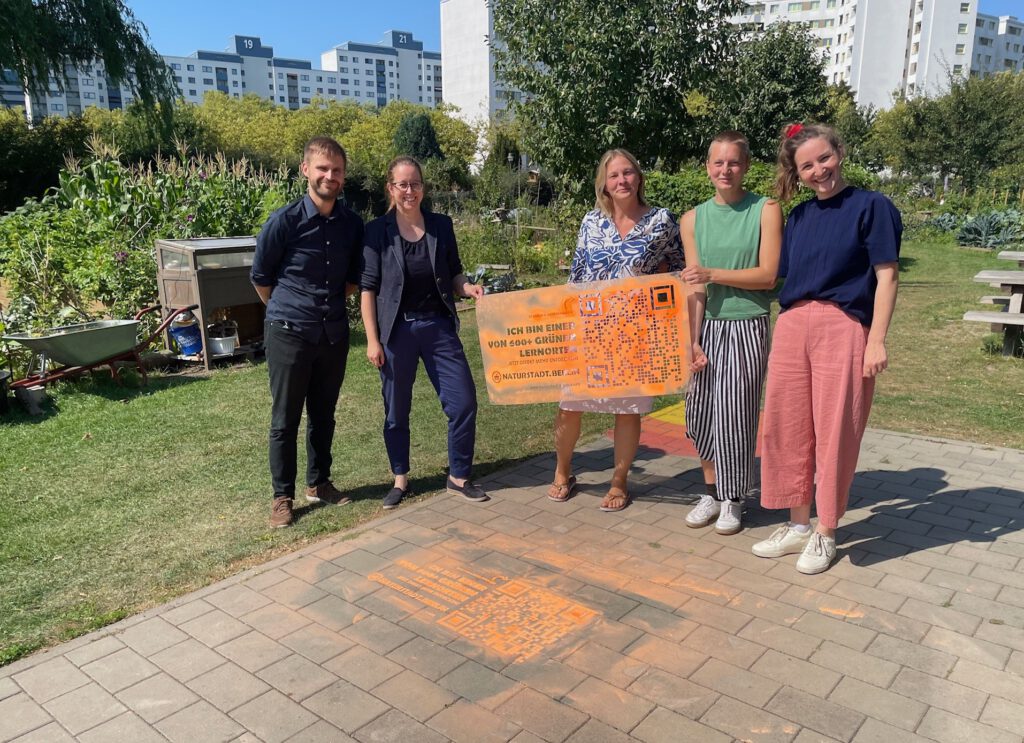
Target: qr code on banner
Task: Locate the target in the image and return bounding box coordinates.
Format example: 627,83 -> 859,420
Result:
578,284 -> 683,388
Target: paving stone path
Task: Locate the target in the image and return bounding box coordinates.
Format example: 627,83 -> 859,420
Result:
3,428 -> 1024,742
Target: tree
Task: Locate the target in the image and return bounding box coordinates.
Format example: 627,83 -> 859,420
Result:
393,112 -> 443,160
0,0 -> 176,110
712,22 -> 831,160
492,0 -> 744,184
825,83 -> 876,166
866,71 -> 1024,189
485,124 -> 521,171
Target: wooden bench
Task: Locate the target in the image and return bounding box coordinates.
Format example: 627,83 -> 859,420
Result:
997,251 -> 1024,268
967,268 -> 1024,355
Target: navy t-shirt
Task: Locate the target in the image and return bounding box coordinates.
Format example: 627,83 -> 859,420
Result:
778,187 -> 902,327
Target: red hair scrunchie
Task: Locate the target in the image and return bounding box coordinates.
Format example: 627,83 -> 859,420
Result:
785,123 -> 804,139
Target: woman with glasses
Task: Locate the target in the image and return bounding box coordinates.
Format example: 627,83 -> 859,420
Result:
360,156 -> 488,510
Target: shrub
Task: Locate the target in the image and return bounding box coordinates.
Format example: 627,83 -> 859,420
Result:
0,151 -> 299,333
957,212 -> 1023,249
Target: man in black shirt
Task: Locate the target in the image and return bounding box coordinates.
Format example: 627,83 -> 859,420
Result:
251,136 -> 363,528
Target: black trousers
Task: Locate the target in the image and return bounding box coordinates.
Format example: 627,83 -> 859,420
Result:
265,321 -> 348,498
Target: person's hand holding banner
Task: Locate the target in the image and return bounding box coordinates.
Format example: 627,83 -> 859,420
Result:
476,274 -> 691,405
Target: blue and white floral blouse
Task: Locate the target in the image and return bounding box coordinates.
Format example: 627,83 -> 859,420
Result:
569,207 -> 684,284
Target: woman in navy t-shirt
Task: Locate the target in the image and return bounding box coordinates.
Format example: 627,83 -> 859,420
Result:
751,123 -> 902,575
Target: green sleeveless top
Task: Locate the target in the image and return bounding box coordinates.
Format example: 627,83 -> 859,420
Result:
694,192 -> 771,320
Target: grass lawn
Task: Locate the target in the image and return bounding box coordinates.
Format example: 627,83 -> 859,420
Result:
1,232 -> 1021,665
871,232 -> 1024,449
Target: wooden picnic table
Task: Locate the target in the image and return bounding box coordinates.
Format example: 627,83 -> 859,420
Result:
997,250 -> 1024,268
966,268 -> 1024,355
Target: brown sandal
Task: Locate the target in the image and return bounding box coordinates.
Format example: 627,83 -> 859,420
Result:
600,487 -> 630,512
547,476 -> 577,502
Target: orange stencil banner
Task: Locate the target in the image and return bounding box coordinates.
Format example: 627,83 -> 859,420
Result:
476,274 -> 691,404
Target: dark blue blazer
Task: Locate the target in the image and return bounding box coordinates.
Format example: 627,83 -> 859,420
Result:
360,210 -> 465,345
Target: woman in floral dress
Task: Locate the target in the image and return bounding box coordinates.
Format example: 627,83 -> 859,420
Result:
547,148 -> 684,512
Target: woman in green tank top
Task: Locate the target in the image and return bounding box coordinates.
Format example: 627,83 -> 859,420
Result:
678,131 -> 783,535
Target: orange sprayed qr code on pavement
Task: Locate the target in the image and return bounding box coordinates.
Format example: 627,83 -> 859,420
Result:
476,274 -> 691,404
369,559 -> 598,663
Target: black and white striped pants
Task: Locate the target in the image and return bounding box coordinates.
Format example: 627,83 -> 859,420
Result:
685,315 -> 770,501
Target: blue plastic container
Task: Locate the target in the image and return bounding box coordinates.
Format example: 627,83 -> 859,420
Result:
168,312 -> 203,355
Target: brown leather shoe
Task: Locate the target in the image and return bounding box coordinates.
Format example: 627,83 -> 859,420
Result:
270,496 -> 294,528
305,480 -> 352,506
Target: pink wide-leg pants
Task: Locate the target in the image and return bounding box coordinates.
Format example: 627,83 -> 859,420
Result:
760,301 -> 875,529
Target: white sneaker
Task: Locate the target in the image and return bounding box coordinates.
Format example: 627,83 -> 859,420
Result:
715,500 -> 742,535
752,524 -> 812,558
796,532 -> 837,574
686,495 -> 720,528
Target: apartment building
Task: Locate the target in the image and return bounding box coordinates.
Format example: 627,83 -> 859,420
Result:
439,0 -> 1020,123
2,31 -> 441,118
320,30 -> 442,108
2,60 -> 137,120
973,12 -> 1024,78
736,0 -> 1021,108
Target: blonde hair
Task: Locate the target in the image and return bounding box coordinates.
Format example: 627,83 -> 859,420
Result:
775,123 -> 846,201
708,130 -> 751,164
594,148 -> 647,216
385,155 -> 424,211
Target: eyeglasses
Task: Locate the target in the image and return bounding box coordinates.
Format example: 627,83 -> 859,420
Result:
390,181 -> 424,192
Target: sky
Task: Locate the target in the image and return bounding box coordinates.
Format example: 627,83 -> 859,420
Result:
125,0 -> 1022,62
124,0 -> 443,60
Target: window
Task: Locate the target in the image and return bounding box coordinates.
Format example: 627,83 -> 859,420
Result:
339,55 -> 347,61
328,88 -> 336,94
340,78 -> 349,84
231,69 -> 237,75
388,60 -> 394,66
279,96 -> 285,102
340,67 -> 348,73
171,63 -> 181,70
301,86 -> 310,92
317,87 -> 323,93
83,91 -> 96,99
81,78 -> 94,86
960,2 -> 969,10
232,81 -> 238,87
352,56 -> 359,63
341,89 -> 349,95
52,103 -> 64,111
327,76 -> 335,83
201,78 -> 212,85
912,42 -> 919,53
909,62 -> 917,73
301,74 -> 309,81
278,72 -> 283,78
202,65 -> 212,73
958,23 -> 968,33
189,89 -> 197,96
267,72 -> 272,78
188,76 -> 196,83
978,36 -> 992,46
955,43 -> 966,54
187,64 -> 195,71
366,69 -> 373,75
316,75 -> 322,82
173,75 -> 182,82
953,64 -> 964,74
302,97 -> 310,103
389,71 -> 394,77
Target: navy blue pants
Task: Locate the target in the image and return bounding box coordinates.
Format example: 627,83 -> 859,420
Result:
380,315 -> 477,478
265,321 -> 348,498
